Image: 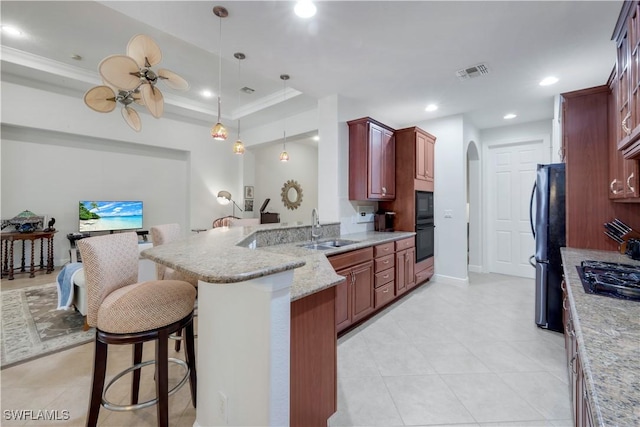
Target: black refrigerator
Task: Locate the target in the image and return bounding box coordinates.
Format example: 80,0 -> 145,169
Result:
530,163 -> 566,333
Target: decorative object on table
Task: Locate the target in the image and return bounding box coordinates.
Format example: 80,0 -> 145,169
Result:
281,179 -> 303,210
244,185 -> 254,199
0,282 -> 95,369
3,210 -> 44,233
216,190 -> 244,217
244,199 -> 254,212
44,217 -> 56,232
84,34 -> 189,132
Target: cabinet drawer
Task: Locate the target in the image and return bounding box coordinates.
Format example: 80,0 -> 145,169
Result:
415,267 -> 434,284
374,242 -> 394,257
328,247 -> 373,271
374,281 -> 394,308
374,268 -> 394,288
395,237 -> 415,251
374,254 -> 395,272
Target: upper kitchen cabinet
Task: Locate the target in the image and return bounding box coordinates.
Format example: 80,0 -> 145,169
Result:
613,1 -> 640,159
348,117 -> 395,201
397,126 -> 436,192
609,70 -> 640,200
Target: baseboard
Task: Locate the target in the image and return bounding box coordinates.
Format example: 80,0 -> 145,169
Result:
468,264 -> 482,273
433,274 -> 469,287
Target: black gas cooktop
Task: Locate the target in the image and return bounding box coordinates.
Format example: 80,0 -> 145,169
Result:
577,260 -> 640,301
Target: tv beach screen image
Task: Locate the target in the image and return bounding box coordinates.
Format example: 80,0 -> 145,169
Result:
79,201 -> 143,232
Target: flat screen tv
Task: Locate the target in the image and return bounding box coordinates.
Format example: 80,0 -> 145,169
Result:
79,201 -> 143,233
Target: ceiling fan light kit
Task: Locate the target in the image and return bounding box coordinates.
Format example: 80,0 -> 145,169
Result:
84,34 -> 189,131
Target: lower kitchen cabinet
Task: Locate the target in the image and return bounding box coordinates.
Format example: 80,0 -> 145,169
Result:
329,247 -> 374,333
290,286 -> 337,426
395,237 -> 416,294
562,281 -> 595,427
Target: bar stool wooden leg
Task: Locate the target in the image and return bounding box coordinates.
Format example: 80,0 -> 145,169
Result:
173,328 -> 182,352
131,343 -> 143,405
87,339 -> 108,427
155,330 -> 169,427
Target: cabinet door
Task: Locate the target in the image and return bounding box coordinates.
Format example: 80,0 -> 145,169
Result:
618,26 -> 632,145
368,123 -> 395,200
351,260 -> 374,323
395,250 -> 407,295
416,132 -> 428,181
405,247 -> 416,290
335,269 -> 351,332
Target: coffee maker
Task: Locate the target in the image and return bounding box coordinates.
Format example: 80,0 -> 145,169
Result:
375,210 -> 396,232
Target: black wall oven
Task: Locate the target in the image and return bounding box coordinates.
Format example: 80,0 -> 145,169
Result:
415,191 -> 434,262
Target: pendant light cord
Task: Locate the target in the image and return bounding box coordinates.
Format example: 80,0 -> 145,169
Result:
217,15 -> 223,123
282,77 -> 287,149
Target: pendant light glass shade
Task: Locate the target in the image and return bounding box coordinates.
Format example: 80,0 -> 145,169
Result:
211,6 -> 228,140
279,149 -> 289,162
233,140 -> 245,154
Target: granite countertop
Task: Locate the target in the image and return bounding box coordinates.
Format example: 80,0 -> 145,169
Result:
560,248 -> 640,427
141,223 -> 415,301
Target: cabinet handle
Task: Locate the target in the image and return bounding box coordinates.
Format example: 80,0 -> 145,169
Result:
382,186 -> 387,195
383,288 -> 389,293
622,111 -> 632,136
383,274 -> 389,279
610,179 -> 622,195
562,297 -> 568,310
384,260 -> 389,264
561,280 -> 566,291
570,353 -> 578,375
627,172 -> 635,193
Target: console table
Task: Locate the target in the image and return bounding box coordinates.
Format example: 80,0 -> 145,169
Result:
1,230 -> 56,280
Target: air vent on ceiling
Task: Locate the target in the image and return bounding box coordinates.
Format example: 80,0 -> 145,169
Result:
240,86 -> 255,94
456,63 -> 490,81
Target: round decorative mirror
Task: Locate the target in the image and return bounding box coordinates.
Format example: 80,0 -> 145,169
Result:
281,179 -> 303,210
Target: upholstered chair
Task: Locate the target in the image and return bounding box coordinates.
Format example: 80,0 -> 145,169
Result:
77,232 -> 197,427
150,223 -> 198,351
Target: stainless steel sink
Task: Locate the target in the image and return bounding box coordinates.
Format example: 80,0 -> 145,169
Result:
298,239 -> 359,250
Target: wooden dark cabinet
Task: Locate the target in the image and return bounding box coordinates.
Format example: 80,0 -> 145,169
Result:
290,286 -> 337,426
373,242 -> 395,309
329,247 -> 374,333
348,117 -> 395,201
414,128 -> 435,187
395,237 -> 415,295
613,1 -> 640,159
561,86 -> 640,250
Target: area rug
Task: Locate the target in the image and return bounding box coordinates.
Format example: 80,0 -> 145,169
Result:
1,282 -> 94,369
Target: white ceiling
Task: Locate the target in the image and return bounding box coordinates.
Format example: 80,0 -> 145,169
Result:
0,1 -> 622,140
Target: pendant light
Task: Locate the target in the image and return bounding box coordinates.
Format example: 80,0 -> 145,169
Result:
211,6 -> 228,140
279,74 -> 290,162
233,52 -> 246,155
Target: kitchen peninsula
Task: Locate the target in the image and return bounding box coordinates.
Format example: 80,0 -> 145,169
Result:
141,222 -> 415,426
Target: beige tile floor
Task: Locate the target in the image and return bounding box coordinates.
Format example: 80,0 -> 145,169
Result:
1,271 -> 572,426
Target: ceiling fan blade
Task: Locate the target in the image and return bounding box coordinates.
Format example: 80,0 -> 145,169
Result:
127,34 -> 162,68
140,84 -> 164,118
84,85 -> 117,113
122,106 -> 142,132
132,91 -> 145,106
99,55 -> 141,91
158,68 -> 190,91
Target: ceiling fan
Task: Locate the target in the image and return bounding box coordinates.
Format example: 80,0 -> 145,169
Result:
83,34 -> 189,132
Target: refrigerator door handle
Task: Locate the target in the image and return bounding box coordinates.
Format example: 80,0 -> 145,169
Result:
529,255 -> 536,268
529,181 -> 537,238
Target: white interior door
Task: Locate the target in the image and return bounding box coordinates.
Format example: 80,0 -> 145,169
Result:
487,140 -> 546,278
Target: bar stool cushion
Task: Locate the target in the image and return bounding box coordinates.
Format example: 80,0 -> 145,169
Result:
97,280 -> 196,334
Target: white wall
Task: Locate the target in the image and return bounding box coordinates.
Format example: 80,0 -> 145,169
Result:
1,81 -> 245,264
480,120 -> 553,154
417,115 -> 469,284
250,142 -> 318,224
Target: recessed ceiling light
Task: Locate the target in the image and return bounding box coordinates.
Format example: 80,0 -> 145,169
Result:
201,90 -> 213,98
294,1 -> 316,18
539,76 -> 559,86
425,104 -> 438,112
1,25 -> 23,37
504,113 -> 517,120
312,135 -> 320,141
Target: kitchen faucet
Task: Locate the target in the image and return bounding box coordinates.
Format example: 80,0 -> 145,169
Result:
311,208 -> 321,242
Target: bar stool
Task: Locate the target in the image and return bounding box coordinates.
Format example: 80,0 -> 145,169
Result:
78,232 -> 197,427
150,223 -> 198,351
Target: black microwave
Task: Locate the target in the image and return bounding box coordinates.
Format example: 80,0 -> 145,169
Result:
416,191 -> 433,223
